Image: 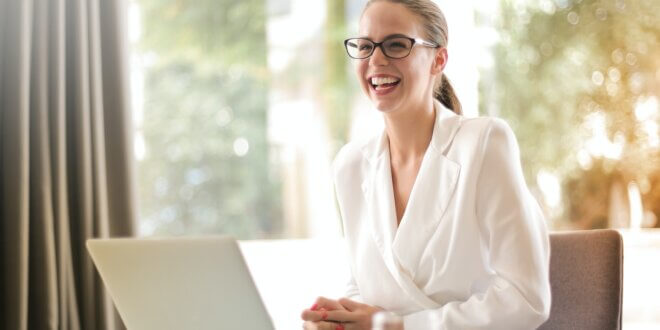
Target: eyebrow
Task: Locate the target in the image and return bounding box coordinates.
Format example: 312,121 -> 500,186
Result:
357,33 -> 409,40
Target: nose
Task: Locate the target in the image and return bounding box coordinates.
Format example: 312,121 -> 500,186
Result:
369,45 -> 389,66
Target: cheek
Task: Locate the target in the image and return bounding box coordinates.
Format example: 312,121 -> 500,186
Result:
354,61 -> 366,79
402,59 -> 432,89
354,61 -> 369,88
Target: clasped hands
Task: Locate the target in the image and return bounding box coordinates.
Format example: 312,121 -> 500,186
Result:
300,297 -> 384,330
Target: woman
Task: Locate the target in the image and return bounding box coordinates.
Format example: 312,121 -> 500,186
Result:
301,1 -> 551,329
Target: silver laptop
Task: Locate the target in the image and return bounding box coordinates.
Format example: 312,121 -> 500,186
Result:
86,236 -> 275,330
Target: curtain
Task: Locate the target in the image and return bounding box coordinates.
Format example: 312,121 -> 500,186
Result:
0,0 -> 136,329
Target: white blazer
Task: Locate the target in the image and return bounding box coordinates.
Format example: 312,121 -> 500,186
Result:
333,100 -> 551,330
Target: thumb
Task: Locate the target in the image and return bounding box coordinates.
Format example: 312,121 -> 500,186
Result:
338,298 -> 364,312
313,296 -> 345,311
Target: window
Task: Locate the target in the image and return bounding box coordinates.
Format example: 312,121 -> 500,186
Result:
129,1 -> 660,328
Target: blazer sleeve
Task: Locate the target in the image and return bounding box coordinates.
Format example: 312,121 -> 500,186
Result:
403,119 -> 551,330
339,182 -> 363,303
332,147 -> 365,303
344,270 -> 363,303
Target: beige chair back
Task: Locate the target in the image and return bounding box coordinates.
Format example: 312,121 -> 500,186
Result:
538,229 -> 623,330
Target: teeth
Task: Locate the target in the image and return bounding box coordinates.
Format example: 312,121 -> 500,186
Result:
371,77 -> 400,86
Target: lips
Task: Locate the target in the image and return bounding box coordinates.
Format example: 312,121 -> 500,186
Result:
368,74 -> 401,95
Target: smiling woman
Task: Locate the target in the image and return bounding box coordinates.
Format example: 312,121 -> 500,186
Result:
348,0 -> 461,116
301,1 -> 551,329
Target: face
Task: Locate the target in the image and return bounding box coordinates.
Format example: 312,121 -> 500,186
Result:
355,1 -> 446,114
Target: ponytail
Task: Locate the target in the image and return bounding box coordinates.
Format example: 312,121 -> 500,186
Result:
434,73 -> 462,115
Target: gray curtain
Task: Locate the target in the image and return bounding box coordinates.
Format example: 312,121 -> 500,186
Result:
0,0 -> 136,329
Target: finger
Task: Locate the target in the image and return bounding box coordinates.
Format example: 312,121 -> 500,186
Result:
302,309 -> 357,323
302,305 -> 327,318
338,298 -> 365,312
301,309 -> 331,322
303,321 -> 342,330
302,320 -> 317,330
324,310 -> 358,323
314,297 -> 346,311
340,323 -> 357,330
303,321 -> 330,330
301,309 -> 323,322
303,308 -> 353,322
301,307 -> 327,321
301,308 -> 319,321
320,321 -> 343,330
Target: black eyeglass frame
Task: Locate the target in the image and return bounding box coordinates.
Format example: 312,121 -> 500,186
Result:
343,36 -> 440,59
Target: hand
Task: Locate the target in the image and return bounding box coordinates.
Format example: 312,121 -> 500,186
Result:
303,296 -> 348,314
301,297 -> 347,330
302,297 -> 384,330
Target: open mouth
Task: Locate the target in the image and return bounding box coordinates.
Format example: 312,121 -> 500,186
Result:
370,76 -> 401,91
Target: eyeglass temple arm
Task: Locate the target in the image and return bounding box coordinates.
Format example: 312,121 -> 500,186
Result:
414,38 -> 439,48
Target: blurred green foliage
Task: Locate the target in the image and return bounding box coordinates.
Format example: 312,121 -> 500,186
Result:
325,0 -> 351,152
135,0 -> 660,235
137,0 -> 281,238
485,0 -> 660,228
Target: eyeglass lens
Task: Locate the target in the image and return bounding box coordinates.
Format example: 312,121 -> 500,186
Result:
346,38 -> 413,59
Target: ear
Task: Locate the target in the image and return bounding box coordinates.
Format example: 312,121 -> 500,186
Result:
430,47 -> 448,75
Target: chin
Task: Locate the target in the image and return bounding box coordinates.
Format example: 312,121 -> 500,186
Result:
374,104 -> 394,113
370,99 -> 400,114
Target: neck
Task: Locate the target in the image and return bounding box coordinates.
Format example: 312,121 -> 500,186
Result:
383,99 -> 436,165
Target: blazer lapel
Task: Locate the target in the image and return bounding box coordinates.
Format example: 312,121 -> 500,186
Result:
360,101 -> 462,308
361,132 -> 397,267
362,145 -> 440,308
393,102 -> 462,276
391,146 -> 461,278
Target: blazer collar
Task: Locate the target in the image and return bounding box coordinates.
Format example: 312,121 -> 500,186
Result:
359,100 -> 462,164
359,100 -> 462,308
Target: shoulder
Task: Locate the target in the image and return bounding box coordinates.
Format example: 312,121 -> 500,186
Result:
332,142 -> 362,176
454,116 -> 518,153
461,117 -> 524,181
444,116 -> 521,173
458,116 -> 512,137
332,133 -> 379,179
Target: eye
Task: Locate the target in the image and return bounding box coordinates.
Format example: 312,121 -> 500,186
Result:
359,44 -> 374,51
388,42 -> 407,49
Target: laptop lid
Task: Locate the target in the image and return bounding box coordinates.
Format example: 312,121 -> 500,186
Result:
86,236 -> 275,330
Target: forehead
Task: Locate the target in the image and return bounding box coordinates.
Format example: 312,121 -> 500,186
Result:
359,2 -> 423,40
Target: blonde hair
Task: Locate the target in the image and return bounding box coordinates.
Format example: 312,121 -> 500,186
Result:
364,0 -> 462,114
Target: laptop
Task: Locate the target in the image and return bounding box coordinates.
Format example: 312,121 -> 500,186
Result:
86,236 -> 275,330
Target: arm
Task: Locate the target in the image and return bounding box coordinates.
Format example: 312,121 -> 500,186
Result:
331,145 -> 365,303
403,119 -> 551,330
344,269 -> 363,303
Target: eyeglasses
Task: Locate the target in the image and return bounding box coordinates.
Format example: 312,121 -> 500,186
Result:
343,36 -> 439,59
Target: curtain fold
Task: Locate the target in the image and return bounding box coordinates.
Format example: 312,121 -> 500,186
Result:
1,1 -> 32,329
0,0 -> 136,329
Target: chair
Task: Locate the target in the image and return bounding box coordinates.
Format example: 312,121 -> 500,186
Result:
538,229 -> 623,330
